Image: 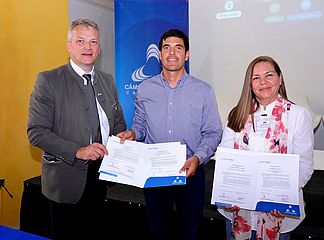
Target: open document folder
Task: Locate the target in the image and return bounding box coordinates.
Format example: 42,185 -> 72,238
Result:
211,147 -> 300,217
99,136 -> 186,188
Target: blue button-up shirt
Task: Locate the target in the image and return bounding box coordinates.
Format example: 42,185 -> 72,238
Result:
131,72 -> 222,164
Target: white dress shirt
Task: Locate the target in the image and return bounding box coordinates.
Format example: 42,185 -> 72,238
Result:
70,59 -> 110,146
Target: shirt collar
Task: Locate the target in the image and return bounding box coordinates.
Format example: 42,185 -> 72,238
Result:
70,59 -> 94,84
256,94 -> 281,115
159,71 -> 188,88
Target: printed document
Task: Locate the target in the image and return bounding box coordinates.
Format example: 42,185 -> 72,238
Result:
99,136 -> 186,188
211,147 -> 300,217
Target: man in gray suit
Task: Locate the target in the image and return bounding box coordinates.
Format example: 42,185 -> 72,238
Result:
27,18 -> 126,239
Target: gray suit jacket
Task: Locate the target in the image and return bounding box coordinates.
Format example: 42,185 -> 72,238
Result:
27,63 -> 126,204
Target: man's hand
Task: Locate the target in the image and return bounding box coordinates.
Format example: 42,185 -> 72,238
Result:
179,156 -> 200,178
116,129 -> 135,143
76,142 -> 108,161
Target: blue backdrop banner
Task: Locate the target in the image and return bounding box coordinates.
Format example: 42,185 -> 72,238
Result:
115,0 -> 189,128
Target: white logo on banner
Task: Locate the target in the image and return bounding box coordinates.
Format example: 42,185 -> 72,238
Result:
131,44 -> 160,82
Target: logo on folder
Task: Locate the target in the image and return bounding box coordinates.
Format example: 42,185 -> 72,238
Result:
285,205 -> 297,215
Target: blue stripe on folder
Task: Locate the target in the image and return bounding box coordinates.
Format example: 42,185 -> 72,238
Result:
144,176 -> 186,188
214,202 -> 232,207
255,201 -> 300,217
99,170 -> 117,177
212,201 -> 300,217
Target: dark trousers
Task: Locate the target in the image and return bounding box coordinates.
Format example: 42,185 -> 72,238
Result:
143,165 -> 205,240
48,162 -> 107,240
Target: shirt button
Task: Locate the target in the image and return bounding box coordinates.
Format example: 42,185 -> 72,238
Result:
168,130 -> 171,133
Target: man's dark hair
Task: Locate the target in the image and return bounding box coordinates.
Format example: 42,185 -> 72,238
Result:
158,29 -> 189,52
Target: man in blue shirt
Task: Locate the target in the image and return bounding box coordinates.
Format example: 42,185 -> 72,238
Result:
117,29 -> 222,240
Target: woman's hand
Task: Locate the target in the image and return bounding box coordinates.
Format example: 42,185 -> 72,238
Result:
224,205 -> 240,212
270,209 -> 285,218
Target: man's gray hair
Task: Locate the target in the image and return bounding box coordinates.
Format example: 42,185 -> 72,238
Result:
67,18 -> 100,41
